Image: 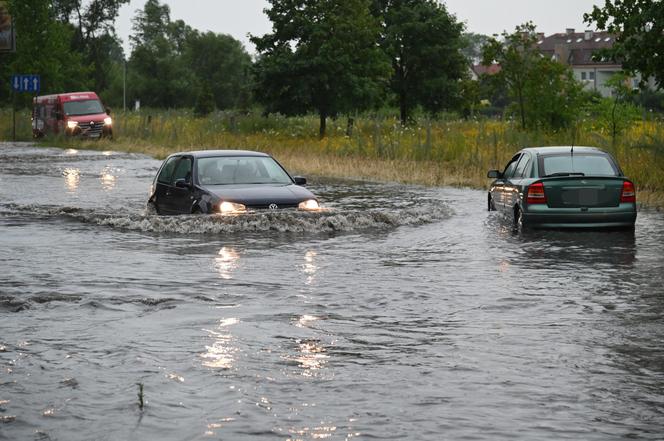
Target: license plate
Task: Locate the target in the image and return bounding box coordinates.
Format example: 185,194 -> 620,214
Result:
578,188 -> 598,205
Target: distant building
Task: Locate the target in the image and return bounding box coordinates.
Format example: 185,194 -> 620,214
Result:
537,28 -> 623,97
474,28 -> 654,98
470,63 -> 501,80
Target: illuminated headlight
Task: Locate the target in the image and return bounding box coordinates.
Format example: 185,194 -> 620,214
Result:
298,199 -> 320,211
104,117 -> 113,126
218,201 -> 246,214
67,121 -> 79,129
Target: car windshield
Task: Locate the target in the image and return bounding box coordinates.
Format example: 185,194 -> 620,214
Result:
541,154 -> 618,177
63,99 -> 104,116
197,156 -> 293,185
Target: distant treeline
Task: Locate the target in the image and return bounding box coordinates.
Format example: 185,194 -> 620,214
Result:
1,0 -> 663,137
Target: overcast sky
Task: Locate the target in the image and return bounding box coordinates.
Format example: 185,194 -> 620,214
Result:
116,0 -> 603,56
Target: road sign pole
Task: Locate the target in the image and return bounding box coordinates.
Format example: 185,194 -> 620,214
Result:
12,88 -> 16,142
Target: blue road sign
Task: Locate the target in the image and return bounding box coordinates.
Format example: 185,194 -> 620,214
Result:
11,74 -> 40,93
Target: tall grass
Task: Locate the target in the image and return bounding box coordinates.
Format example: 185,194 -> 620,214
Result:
2,108 -> 664,207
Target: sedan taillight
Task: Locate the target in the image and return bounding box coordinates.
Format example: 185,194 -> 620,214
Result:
526,182 -> 547,205
620,181 -> 636,203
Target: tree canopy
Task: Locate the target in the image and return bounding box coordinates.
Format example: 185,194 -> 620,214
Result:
252,0 -> 390,137
482,23 -> 584,130
377,0 -> 467,125
585,0 -> 664,89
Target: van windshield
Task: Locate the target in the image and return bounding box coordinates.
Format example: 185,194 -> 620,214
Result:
63,100 -> 104,116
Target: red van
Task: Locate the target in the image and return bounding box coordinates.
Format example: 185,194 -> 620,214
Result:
32,92 -> 113,138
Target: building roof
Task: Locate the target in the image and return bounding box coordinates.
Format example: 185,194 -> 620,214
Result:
472,64 -> 502,76
537,30 -> 620,67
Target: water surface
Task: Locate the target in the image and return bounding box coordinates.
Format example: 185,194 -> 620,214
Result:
1,143 -> 663,440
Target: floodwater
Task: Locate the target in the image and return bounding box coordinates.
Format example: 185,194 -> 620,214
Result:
1,143 -> 663,441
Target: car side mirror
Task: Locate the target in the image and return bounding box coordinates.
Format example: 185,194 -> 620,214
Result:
293,176 -> 307,186
487,170 -> 502,179
174,178 -> 190,189
105,107 -> 111,115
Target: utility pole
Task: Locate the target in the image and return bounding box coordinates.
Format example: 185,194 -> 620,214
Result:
123,59 -> 127,113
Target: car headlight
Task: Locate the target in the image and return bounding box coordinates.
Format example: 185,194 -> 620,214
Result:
104,117 -> 113,126
298,199 -> 321,211
218,201 -> 246,214
67,121 -> 78,129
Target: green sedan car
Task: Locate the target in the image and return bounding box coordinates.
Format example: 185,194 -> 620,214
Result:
487,146 -> 637,229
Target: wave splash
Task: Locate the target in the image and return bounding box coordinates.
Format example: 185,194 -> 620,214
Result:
2,202 -> 450,234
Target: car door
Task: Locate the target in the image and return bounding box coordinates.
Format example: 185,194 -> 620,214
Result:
495,154 -> 521,211
168,156 -> 195,214
153,156 -> 179,214
504,153 -> 532,210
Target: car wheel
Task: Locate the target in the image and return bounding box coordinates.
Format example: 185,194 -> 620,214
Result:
513,206 -> 523,231
146,201 -> 159,215
488,194 -> 496,211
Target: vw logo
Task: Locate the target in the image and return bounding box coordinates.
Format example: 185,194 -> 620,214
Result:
269,204 -> 278,210
90,121 -> 94,126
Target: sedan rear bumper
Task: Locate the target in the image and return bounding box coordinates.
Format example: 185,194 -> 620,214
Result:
523,204 -> 636,229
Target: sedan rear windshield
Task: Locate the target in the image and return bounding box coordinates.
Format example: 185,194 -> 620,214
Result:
540,154 -> 619,177
197,156 -> 292,185
63,99 -> 104,116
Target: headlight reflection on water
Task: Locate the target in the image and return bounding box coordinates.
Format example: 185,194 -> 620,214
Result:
200,317 -> 239,370
303,250 -> 318,285
216,247 -> 240,280
100,166 -> 117,191
62,168 -> 80,192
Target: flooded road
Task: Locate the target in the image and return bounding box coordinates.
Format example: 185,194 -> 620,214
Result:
1,143 -> 663,440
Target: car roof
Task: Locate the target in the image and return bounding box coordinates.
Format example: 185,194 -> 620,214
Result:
167,149 -> 271,159
520,146 -> 607,155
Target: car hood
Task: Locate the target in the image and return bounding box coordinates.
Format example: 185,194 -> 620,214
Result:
203,184 -> 316,206
67,113 -> 108,123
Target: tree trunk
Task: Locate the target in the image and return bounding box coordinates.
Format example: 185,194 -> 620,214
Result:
400,93 -> 408,126
517,85 -> 526,130
319,111 -> 327,139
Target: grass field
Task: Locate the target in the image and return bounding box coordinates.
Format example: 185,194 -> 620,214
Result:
3,108 -> 664,208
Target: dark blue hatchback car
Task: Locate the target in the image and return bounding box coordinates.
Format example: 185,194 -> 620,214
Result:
148,150 -> 320,215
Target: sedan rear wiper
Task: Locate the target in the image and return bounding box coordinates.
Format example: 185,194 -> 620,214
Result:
544,172 -> 585,177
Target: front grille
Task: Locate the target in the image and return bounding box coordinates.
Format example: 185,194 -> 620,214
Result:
77,121 -> 104,137
248,203 -> 299,210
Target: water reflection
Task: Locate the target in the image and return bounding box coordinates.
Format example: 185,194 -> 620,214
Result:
99,166 -> 117,191
284,338 -> 329,377
200,318 -> 239,369
287,424 -> 339,440
62,168 -> 80,192
302,251 -> 318,285
516,230 -> 637,270
215,247 -> 240,280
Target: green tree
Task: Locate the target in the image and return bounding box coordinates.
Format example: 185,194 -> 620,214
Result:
584,0 -> 664,89
128,0 -> 195,108
184,31 -> 253,110
377,0 -> 467,124
482,23 -> 584,130
252,0 -> 390,138
0,0 -> 87,106
53,0 -> 129,92
461,32 -> 490,64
